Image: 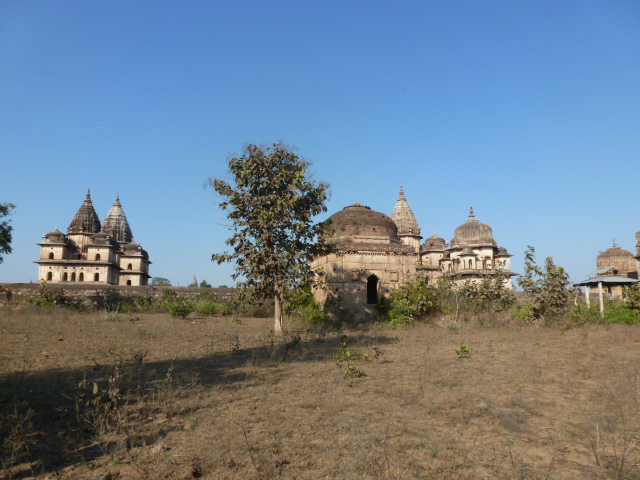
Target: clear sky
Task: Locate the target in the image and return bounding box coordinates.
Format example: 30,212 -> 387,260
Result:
1,1 -> 639,287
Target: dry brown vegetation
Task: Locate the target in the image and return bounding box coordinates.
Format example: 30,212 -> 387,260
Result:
2,306 -> 640,479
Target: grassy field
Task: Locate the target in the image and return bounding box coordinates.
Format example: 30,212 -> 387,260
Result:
2,306 -> 640,479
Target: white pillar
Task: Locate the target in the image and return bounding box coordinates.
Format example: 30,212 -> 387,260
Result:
598,282 -> 604,317
585,287 -> 590,308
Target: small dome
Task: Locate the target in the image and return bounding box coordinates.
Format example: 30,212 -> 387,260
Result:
90,231 -> 116,246
422,232 -> 446,251
123,240 -> 141,252
123,240 -> 149,260
496,247 -> 510,256
329,203 -> 399,240
451,207 -> 496,247
43,228 -> 66,243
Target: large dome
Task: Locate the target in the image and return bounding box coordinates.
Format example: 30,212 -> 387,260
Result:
598,242 -> 636,277
327,203 -> 410,252
450,208 -> 496,247
329,203 -> 398,238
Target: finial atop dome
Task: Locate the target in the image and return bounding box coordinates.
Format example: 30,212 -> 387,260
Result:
613,239 -> 618,248
469,206 -> 475,220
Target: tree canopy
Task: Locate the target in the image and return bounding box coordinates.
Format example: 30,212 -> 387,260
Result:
0,203 -> 16,265
150,277 -> 172,286
210,143 -> 332,333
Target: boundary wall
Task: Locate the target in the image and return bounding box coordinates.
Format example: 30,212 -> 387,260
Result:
0,283 -> 235,307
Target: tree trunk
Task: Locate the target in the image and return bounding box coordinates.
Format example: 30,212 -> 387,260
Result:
274,293 -> 283,334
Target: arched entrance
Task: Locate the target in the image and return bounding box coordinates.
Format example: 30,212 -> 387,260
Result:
366,275 -> 379,304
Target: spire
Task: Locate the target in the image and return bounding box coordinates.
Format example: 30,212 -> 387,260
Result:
68,189 -> 101,234
392,186 -> 421,236
102,195 -> 133,244
469,206 -> 476,220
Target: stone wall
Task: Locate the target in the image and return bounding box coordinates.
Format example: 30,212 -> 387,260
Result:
0,283 -> 236,307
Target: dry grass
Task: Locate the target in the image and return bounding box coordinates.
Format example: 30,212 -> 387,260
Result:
2,306 -> 640,479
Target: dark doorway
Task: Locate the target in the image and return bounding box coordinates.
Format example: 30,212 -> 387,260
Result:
366,275 -> 379,304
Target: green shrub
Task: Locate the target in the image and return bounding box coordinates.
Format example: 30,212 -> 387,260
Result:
379,277 -> 437,328
569,303 -> 601,326
603,302 -> 640,325
31,281 -> 66,307
166,299 -> 195,319
511,300 -> 536,325
286,287 -> 332,327
194,300 -> 222,316
624,283 -> 640,312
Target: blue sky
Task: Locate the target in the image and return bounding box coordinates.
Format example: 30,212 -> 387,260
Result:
1,1 -> 639,286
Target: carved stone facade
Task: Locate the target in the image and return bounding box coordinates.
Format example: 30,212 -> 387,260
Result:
35,191 -> 151,286
311,188 -> 515,307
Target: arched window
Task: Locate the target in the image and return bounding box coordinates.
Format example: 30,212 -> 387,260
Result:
366,275 -> 379,304
94,272 -> 100,282
48,252 -> 54,259
62,272 -> 68,282
71,272 -> 76,281
79,272 -> 84,282
95,253 -> 101,261
127,263 -> 133,270
46,272 -> 53,281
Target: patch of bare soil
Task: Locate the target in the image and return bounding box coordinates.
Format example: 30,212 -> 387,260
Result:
2,306 -> 640,479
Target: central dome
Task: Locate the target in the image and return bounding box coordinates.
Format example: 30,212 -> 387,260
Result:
326,203 -> 412,252
450,208 -> 496,246
329,203 -> 398,239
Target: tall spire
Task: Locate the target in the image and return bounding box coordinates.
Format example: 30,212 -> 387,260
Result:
68,189 -> 101,234
392,186 -> 421,236
102,195 -> 133,244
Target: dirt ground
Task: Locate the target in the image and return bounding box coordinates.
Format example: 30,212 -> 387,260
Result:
2,306 -> 640,479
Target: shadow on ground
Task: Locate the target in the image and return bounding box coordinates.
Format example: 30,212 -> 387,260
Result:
1,330 -> 394,478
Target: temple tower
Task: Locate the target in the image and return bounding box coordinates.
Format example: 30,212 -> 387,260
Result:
391,187 -> 422,252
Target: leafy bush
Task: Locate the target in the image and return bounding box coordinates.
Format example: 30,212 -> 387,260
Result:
459,270 -> 515,312
166,299 -> 195,319
569,303 -> 602,326
379,277 -> 437,328
30,281 -> 66,307
286,287 -> 332,327
517,246 -> 570,317
512,300 -> 537,325
624,283 -> 640,312
603,302 -> 640,325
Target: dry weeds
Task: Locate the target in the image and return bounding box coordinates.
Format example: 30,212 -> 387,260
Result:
2,306 -> 640,479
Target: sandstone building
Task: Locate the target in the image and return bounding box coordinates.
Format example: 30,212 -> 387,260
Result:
311,188 -> 516,307
574,240 -> 640,300
35,191 -> 151,285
